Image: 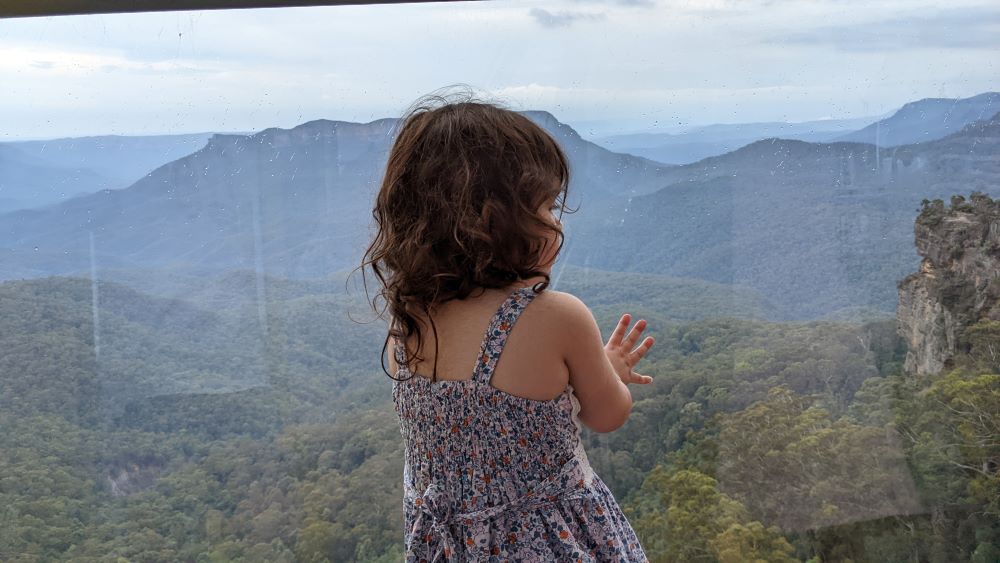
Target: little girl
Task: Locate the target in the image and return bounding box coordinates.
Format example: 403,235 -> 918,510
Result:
362,96 -> 653,562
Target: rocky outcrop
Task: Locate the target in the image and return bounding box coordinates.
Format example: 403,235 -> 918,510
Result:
106,460 -> 163,497
897,192 -> 1000,377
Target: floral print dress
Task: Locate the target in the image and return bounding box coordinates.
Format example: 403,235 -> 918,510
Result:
392,286 -> 648,562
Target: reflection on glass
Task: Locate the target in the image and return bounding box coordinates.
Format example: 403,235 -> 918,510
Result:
0,1 -> 997,561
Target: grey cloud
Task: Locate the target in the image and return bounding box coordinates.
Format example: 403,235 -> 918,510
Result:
529,8 -> 607,28
31,61 -> 55,69
773,8 -> 1000,51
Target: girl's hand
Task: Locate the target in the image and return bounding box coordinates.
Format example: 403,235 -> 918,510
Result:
604,314 -> 654,385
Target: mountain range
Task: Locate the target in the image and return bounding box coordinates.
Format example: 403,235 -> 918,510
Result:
3,93 -> 994,214
2,94 -> 999,321
0,113 -> 672,281
0,133 -> 214,213
835,92 -> 1000,147
567,111 -> 1000,319
593,116 -> 875,165
594,92 -> 999,165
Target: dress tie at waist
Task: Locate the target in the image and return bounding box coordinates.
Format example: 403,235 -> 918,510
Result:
409,456 -> 591,562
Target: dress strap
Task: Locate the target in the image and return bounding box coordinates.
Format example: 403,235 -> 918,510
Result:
472,286 -> 538,385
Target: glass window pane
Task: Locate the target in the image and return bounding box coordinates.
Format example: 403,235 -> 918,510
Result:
1,2 -> 997,561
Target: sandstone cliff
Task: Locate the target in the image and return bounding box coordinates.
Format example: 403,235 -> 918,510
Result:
897,192 -> 1000,377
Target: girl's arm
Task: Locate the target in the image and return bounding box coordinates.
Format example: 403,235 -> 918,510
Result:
551,291 -> 654,433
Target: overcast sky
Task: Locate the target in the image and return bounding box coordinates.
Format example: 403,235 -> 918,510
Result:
0,0 -> 997,140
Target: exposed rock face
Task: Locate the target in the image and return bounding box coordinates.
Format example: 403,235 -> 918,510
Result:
897,192 -> 1000,377
107,461 -> 163,497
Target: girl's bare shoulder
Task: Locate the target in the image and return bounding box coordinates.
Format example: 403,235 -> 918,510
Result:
530,289 -> 596,332
533,288 -> 586,309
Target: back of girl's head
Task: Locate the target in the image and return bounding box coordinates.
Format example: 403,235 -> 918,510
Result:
361,92 -> 572,377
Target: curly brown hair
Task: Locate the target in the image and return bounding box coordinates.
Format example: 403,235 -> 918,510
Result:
361,95 -> 573,381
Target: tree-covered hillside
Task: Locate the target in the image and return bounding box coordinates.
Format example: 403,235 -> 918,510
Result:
1,119 -> 996,558
1,256 -> 996,561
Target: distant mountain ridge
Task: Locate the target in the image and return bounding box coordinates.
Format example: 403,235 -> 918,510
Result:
835,92 -> 1000,147
0,132 -> 216,212
2,103 -> 998,321
0,143 -> 115,213
593,91 -> 999,166
593,116 -> 874,165
565,110 -> 1000,319
0,112 -> 672,282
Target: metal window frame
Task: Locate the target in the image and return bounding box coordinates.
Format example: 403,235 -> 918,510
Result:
0,0 -> 466,19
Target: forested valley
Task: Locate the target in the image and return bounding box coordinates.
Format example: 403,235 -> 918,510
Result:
2,195 -> 998,562
3,101 -> 1000,562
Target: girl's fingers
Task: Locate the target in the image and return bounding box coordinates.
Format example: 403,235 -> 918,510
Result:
627,337 -> 655,365
628,371 -> 653,384
622,319 -> 646,349
608,314 -> 631,347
